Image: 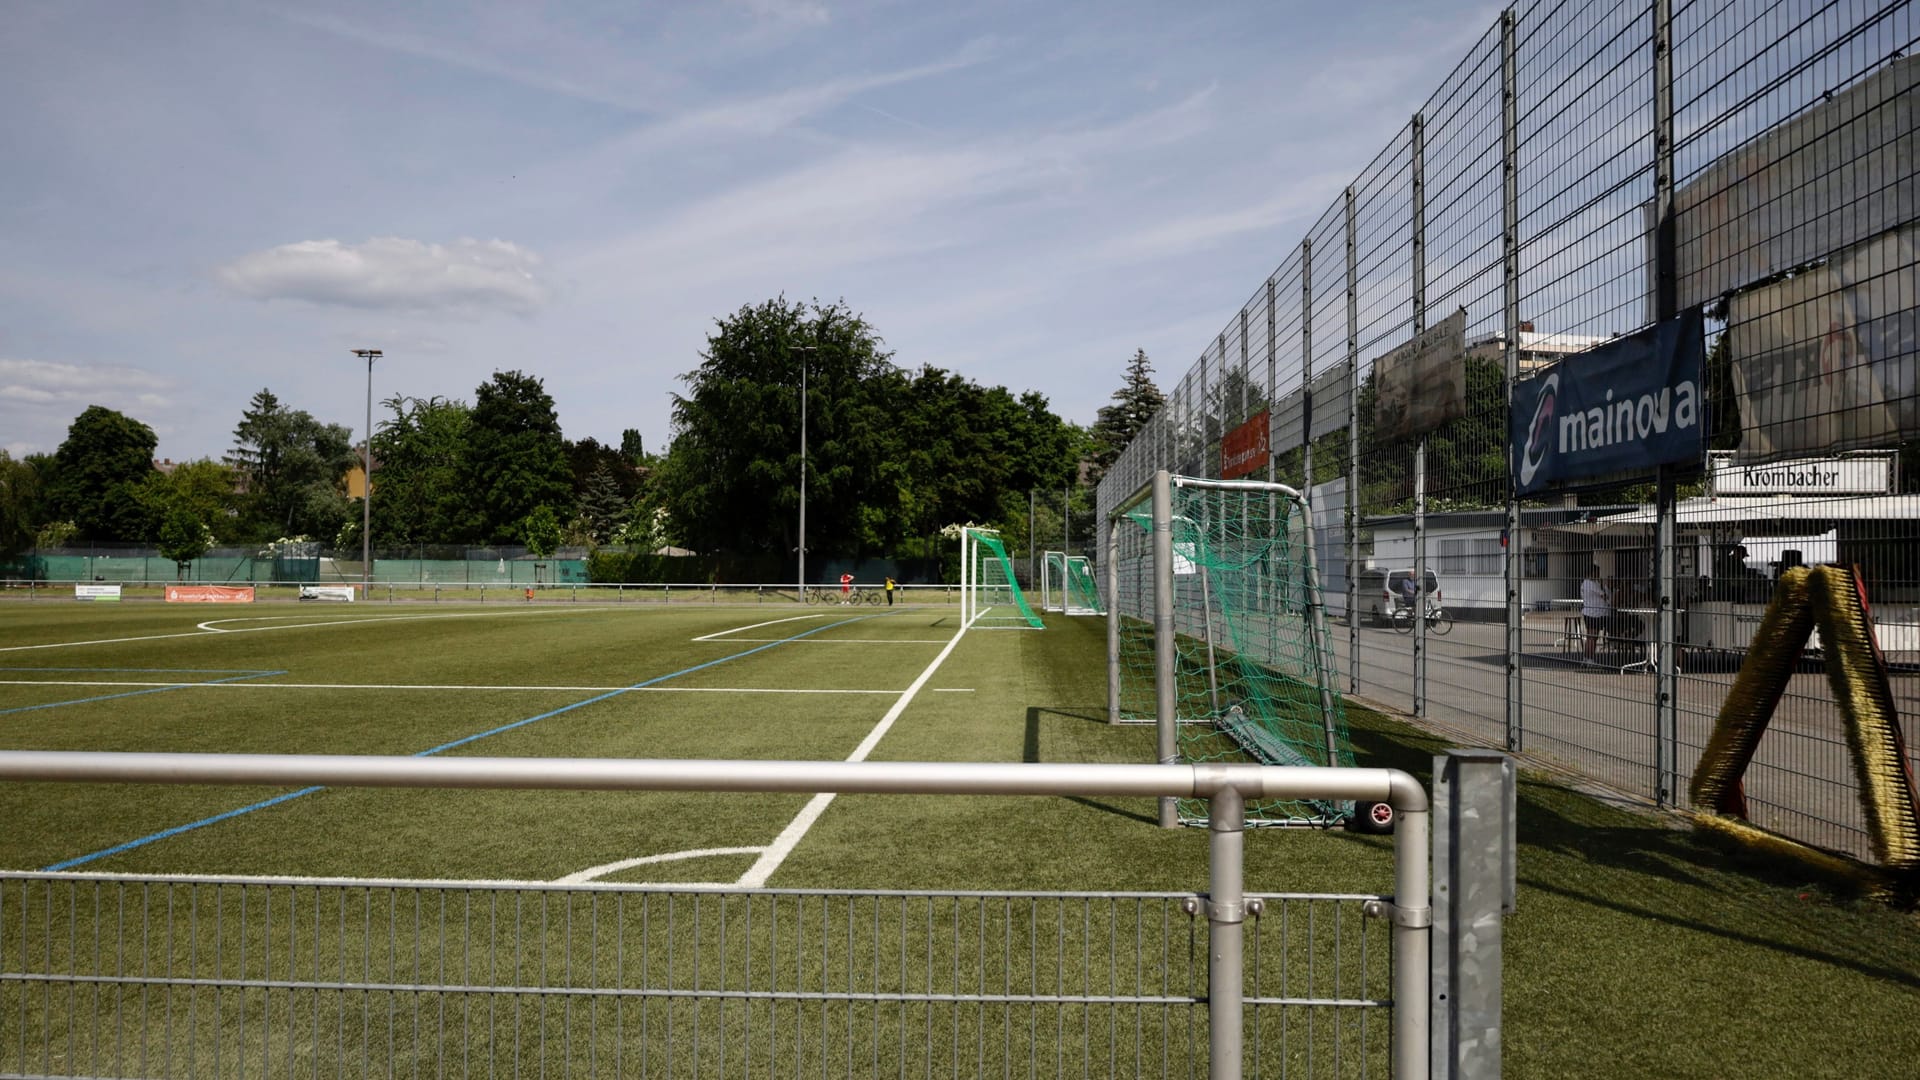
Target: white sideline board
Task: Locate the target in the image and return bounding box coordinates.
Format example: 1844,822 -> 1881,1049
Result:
74,584 -> 122,602
298,585 -> 357,602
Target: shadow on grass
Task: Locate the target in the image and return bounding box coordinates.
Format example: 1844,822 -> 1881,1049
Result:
1025,706 -> 1158,826
1342,706 -> 1920,987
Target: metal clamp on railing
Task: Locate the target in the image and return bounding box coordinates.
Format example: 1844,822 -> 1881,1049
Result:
1362,898 -> 1433,928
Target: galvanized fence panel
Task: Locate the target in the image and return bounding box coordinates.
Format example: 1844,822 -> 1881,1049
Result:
1096,0 -> 1920,866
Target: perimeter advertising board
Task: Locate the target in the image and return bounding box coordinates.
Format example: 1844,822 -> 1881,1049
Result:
1219,410 -> 1270,479
1708,452 -> 1895,495
1373,308 -> 1467,440
1512,310 -> 1706,495
165,585 -> 255,603
73,584 -> 121,602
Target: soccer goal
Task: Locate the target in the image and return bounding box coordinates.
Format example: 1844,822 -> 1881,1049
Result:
1040,551 -> 1105,615
1105,470 -> 1383,831
960,528 -> 1044,630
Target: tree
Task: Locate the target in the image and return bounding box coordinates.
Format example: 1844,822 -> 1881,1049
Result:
658,297 -> 900,558
576,464 -> 629,543
464,371 -> 572,543
1088,350 -> 1167,483
0,451 -> 47,557
522,504 -> 561,558
155,505 -> 213,580
369,395 -> 474,544
619,428 -> 647,463
45,405 -> 158,540
226,390 -> 356,541
135,460 -> 241,545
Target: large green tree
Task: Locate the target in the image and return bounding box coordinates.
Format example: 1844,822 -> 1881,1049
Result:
368,395 -> 475,545
464,371 -> 572,544
136,459 -> 241,544
226,390 -> 357,541
45,405 -> 158,541
658,297 -> 899,558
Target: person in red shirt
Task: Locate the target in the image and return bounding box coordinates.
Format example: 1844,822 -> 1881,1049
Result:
839,572 -> 855,604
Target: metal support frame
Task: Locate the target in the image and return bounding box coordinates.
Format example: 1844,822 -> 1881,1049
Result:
1430,749 -> 1515,1079
1344,191 -> 1361,698
1499,8 -> 1524,752
1153,470 -> 1179,828
0,750 -> 1433,1080
1107,517 -> 1123,725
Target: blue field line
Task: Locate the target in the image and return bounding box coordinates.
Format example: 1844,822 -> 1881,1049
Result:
0,671 -> 289,718
43,611 -> 895,871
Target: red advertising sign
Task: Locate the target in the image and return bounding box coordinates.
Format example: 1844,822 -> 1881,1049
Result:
1220,410 -> 1271,480
165,585 -> 256,603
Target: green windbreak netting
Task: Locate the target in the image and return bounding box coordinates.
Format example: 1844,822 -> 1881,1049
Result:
1119,483 -> 1352,824
967,529 -> 1044,629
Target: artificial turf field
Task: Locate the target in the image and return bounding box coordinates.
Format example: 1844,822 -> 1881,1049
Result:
2,598 -> 1918,1076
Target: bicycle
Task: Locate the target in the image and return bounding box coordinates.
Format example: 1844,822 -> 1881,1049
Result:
1390,602 -> 1453,635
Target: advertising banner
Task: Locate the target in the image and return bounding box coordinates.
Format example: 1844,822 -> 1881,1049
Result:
1673,54 -> 1916,309
1726,224 -> 1918,462
298,585 -> 358,602
1220,409 -> 1270,479
73,584 -> 121,602
165,585 -> 255,603
1512,309 -> 1706,495
1373,308 -> 1468,440
1708,452 -> 1895,495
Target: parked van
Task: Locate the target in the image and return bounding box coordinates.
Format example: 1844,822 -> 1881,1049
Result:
1354,567 -> 1442,626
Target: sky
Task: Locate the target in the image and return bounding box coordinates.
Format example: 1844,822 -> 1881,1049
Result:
0,0 -> 1505,463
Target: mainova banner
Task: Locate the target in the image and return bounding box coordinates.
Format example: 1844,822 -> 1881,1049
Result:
165,585 -> 255,603
1512,309 -> 1706,495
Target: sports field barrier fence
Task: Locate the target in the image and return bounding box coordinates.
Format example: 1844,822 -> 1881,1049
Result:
0,751 -> 1519,1079
1095,0 -> 1920,867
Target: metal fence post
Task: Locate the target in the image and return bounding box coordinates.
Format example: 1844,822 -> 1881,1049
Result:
1154,470 -> 1178,829
1430,749 -> 1516,1079
1411,110 -> 1429,719
1207,782 -> 1246,1080
1500,6 -> 1523,753
1107,517 -> 1123,725
1652,0 -> 1682,807
1344,193 -> 1362,697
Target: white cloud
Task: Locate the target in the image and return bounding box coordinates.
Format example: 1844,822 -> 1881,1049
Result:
0,358 -> 180,454
217,237 -> 552,315
737,0 -> 831,26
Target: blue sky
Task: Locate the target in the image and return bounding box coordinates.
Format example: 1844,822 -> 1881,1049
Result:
1,0 -> 1502,461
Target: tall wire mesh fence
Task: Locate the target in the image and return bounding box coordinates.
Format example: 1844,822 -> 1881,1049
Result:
1097,0 -> 1920,865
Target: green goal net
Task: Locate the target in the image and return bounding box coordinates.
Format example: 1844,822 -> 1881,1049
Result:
1113,478 -> 1352,825
1041,551 -> 1104,615
963,528 -> 1044,630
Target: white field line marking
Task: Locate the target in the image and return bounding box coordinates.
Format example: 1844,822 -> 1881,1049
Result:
706,638 -> 950,644
557,846 -> 765,885
690,614 -> 830,641
0,869 -> 756,890
931,688 -> 975,692
0,680 -> 897,694
0,608 -> 581,654
735,622 -> 968,889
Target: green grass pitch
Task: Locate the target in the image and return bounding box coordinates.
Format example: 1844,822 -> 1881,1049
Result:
1,598 -> 1917,1075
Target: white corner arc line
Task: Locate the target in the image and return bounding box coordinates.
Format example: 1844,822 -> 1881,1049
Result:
557,846 -> 766,885
735,622 -> 969,889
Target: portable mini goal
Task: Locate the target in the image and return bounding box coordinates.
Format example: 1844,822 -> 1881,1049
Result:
1040,550 -> 1104,615
960,527 -> 1044,630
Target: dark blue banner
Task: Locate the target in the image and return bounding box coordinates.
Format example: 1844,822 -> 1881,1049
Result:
1512,309 -> 1706,494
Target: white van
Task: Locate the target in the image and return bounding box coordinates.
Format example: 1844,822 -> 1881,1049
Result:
1354,567 -> 1442,626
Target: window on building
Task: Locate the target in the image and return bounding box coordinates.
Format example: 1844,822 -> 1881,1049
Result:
1440,539 -> 1467,574
1472,538 -> 1502,575
1523,546 -> 1549,578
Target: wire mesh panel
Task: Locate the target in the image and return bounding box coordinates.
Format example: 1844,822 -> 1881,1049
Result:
1094,0 -> 1920,868
0,876 -> 1392,1080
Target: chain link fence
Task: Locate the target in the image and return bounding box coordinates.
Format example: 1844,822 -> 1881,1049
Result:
1097,0 -> 1919,865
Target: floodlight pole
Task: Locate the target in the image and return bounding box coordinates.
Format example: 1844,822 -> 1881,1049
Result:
795,345 -> 816,601
351,349 -> 382,597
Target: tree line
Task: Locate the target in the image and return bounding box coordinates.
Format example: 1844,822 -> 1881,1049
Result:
0,296 -> 1169,581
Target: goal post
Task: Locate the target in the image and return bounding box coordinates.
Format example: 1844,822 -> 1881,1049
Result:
961,528 -> 1044,630
1106,470 -> 1364,830
1040,551 -> 1104,616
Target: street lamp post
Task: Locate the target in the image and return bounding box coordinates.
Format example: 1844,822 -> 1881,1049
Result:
794,345 -> 816,601
351,349 -> 382,597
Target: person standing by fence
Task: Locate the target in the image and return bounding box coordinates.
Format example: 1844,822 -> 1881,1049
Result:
884,575 -> 897,606
1580,565 -> 1611,665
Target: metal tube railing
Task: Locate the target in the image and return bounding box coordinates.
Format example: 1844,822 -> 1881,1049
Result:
0,751 -> 1430,1080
